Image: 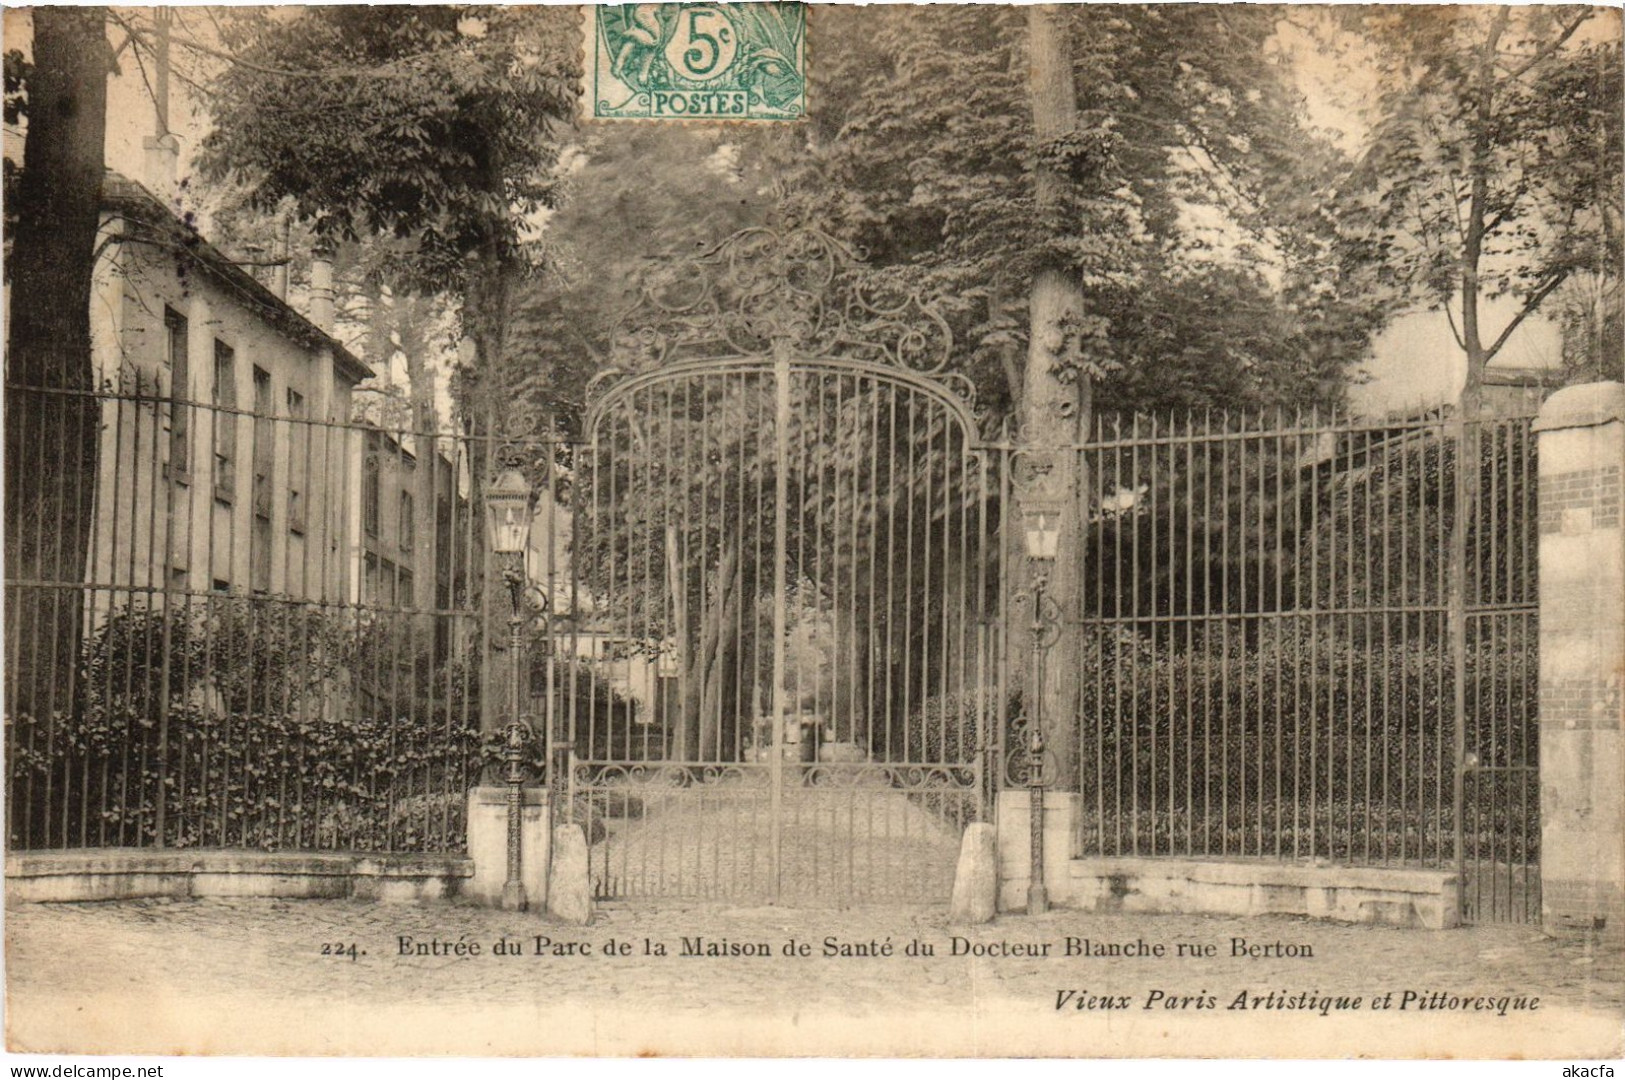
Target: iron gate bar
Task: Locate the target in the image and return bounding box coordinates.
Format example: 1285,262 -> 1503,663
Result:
7,246 -> 1542,922
769,344 -> 789,903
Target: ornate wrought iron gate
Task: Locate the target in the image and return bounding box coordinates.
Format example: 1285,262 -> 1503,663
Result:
546,229 -> 994,904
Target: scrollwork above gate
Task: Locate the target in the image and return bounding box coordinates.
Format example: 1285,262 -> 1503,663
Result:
592,224 -> 962,399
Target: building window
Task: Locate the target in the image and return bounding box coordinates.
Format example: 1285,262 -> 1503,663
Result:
286,388 -> 307,534
164,307 -> 191,478
398,567 -> 413,609
399,490 -> 414,552
364,552 -> 398,607
251,364 -> 274,593
363,449 -> 381,539
252,366 -> 273,518
212,341 -> 236,503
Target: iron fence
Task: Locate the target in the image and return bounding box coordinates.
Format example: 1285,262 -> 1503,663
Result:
5,380 -> 1544,920
5,383 -> 488,853
1067,408 -> 1539,920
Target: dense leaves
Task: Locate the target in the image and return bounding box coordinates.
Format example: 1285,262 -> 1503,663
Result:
196,5 -> 582,435
8,600 -> 482,852
198,6 -> 577,283
1336,6 -> 1623,390
779,5 -> 1364,421
506,125 -> 775,432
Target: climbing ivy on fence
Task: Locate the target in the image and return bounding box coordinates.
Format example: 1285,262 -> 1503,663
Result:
8,598 -> 484,852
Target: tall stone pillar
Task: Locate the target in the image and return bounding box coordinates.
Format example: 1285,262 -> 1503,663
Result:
1534,382 -> 1624,937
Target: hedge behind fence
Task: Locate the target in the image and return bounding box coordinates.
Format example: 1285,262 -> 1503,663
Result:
1075,618 -> 1537,862
7,599 -> 483,852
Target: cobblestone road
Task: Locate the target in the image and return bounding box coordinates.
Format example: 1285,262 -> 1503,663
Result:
6,897 -> 1622,1058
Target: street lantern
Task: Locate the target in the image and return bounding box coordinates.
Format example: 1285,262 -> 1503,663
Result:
1017,496 -> 1062,916
486,468 -> 533,555
485,465 -> 536,911
1021,501 -> 1062,561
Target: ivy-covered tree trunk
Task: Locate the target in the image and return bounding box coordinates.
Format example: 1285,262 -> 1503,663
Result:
1017,5 -> 1087,792
471,222 -> 525,739
4,8 -> 108,732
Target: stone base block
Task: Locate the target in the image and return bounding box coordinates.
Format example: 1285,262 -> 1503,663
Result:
465,785 -> 550,909
547,823 -> 591,925
949,822 -> 998,925
5,850 -> 471,904
1066,857 -> 1460,929
996,789 -> 1078,911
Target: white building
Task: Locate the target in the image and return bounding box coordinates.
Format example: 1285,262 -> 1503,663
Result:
84,156 -> 371,606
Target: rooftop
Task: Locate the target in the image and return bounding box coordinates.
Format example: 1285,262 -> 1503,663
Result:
101,170 -> 372,386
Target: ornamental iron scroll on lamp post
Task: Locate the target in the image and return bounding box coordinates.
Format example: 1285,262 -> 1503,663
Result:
1014,500 -> 1062,915
485,467 -> 548,912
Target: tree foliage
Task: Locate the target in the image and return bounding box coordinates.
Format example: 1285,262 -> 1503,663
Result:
1337,6 -> 1623,395
195,5 -> 581,427
775,5 -> 1365,422
506,125 -> 775,434
198,6 -> 576,280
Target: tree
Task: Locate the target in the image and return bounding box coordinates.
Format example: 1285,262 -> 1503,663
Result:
787,5 -> 1362,424
4,8 -> 112,723
1334,8 -> 1620,848
195,5 -> 580,432
195,6 -> 580,733
768,6 -> 1365,792
1341,6 -> 1622,410
1021,3 -> 1090,793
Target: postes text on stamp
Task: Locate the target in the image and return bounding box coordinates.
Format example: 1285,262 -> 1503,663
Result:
588,3 -> 806,122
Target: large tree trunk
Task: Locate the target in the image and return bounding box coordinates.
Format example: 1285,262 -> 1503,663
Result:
4,8 -> 109,742
678,543 -> 742,762
396,295 -> 442,579
1018,5 -> 1087,792
380,292 -> 444,652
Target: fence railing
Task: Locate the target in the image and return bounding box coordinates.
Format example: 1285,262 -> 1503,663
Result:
1067,409 -> 1539,915
5,383 -> 1543,920
5,384 -> 489,853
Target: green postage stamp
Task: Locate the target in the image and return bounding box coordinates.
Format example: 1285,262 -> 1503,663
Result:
588,3 -> 806,121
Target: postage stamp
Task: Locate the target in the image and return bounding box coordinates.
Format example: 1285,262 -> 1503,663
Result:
586,2 -> 806,121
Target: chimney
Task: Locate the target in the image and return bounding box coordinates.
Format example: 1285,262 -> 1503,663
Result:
142,133 -> 180,205
242,242 -> 267,288
309,243 -> 335,333
272,217 -> 291,302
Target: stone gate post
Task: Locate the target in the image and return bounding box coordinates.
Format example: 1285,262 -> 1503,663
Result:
1534,382 -> 1624,938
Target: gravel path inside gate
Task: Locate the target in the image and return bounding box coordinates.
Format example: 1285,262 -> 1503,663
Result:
6,895 -> 1621,1058
590,781 -> 964,902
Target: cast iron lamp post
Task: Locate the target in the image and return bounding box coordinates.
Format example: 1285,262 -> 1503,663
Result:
485,467 -> 545,912
1019,500 -> 1061,915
